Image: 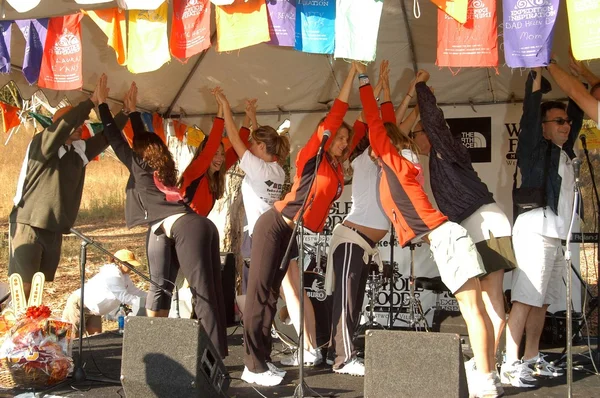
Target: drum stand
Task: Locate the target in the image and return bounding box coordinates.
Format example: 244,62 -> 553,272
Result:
393,243 -> 429,331
356,269 -> 387,338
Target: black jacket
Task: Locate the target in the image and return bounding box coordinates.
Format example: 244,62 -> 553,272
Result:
99,104 -> 191,228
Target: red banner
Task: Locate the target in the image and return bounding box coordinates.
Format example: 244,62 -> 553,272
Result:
436,0 -> 498,68
0,102 -> 20,133
170,0 -> 211,62
38,14 -> 84,90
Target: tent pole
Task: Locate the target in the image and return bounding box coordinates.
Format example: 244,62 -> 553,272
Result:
165,31 -> 217,118
399,0 -> 419,74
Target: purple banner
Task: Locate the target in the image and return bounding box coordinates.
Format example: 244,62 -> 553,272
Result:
503,0 -> 560,68
0,21 -> 12,73
16,19 -> 48,85
266,0 -> 296,47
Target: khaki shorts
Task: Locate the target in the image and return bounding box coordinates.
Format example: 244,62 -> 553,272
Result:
428,222 -> 486,294
9,222 -> 62,282
62,291 -> 102,336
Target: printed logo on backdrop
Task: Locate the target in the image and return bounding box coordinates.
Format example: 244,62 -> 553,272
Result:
504,122 -> 521,166
446,117 -> 492,163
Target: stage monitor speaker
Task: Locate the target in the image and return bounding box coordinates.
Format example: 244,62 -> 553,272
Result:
364,330 -> 468,398
121,317 -> 229,398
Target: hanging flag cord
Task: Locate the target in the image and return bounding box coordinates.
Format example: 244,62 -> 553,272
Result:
413,0 -> 421,19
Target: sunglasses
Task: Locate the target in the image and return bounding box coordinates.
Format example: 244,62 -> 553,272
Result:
409,129 -> 425,138
542,118 -> 572,126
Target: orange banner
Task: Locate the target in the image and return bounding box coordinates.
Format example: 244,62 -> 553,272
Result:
216,0 -> 270,52
86,8 -> 127,66
170,0 -> 211,62
436,0 -> 498,68
38,14 -> 84,90
0,102 -> 20,133
152,113 -> 167,144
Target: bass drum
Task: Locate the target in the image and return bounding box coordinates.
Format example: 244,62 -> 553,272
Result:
273,271 -> 332,350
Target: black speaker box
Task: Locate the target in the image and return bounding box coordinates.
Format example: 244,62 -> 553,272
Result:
364,330 -> 468,398
220,252 -> 236,326
121,317 -> 229,398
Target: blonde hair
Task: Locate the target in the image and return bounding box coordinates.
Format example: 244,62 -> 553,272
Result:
252,126 -> 290,165
384,122 -> 419,155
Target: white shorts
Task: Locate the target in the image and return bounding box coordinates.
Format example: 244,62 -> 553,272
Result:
428,222 -> 486,294
511,229 -> 565,307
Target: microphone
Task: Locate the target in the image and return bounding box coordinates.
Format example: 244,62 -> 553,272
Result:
317,130 -> 331,157
573,158 -> 582,185
580,134 -> 587,150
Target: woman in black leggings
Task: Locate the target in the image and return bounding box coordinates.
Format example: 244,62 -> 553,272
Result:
97,78 -> 227,357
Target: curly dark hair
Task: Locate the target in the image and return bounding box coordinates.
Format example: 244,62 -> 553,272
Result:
133,132 -> 178,187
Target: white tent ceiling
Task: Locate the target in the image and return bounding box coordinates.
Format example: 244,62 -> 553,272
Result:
0,0 -> 598,123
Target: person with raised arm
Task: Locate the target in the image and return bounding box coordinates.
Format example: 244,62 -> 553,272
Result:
98,79 -> 227,357
355,61 -> 500,398
240,64 -> 356,387
501,67 -> 583,388
8,74 -> 127,301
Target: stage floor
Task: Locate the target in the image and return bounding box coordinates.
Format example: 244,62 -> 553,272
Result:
2,326 -> 599,398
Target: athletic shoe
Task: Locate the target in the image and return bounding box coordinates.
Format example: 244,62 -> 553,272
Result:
280,349 -> 323,366
464,358 -> 504,395
492,371 -> 504,396
267,362 -> 286,377
469,372 -> 503,398
241,366 -> 284,386
333,357 -> 365,377
500,360 -> 538,388
525,353 -> 564,378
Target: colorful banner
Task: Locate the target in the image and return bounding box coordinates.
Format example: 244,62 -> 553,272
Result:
127,3 -> 171,74
86,8 -> 127,66
430,0 -> 468,24
567,0 -> 600,61
0,21 -> 12,73
16,19 -> 48,85
116,0 -> 165,9
38,14 -> 84,90
0,102 -> 20,133
216,0 -> 270,52
436,0 -> 498,68
152,113 -> 167,144
334,0 -> 383,62
186,126 -> 205,147
295,0 -> 336,54
266,0 -> 296,47
503,0 -> 559,68
7,0 -> 40,13
141,112 -> 155,133
170,0 -> 211,62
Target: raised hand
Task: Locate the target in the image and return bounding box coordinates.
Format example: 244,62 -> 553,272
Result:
568,50 -> 583,77
415,69 -> 430,83
353,61 -> 367,75
91,74 -> 109,105
123,82 -> 137,113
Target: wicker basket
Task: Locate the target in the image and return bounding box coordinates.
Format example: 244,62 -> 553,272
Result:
0,357 -> 58,389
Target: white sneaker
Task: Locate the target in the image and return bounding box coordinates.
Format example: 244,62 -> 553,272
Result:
280,349 -> 323,366
469,372 -> 502,398
525,353 -> 564,378
267,361 -> 286,377
241,366 -> 284,386
500,360 -> 537,388
464,358 -> 504,396
333,357 -> 365,377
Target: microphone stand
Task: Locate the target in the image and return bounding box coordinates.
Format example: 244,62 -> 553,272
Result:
68,228 -> 172,384
581,139 -> 600,365
280,142 -> 329,398
564,177 -> 581,398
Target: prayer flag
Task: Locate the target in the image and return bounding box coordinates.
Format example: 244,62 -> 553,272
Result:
123,120 -> 134,147
152,113 -> 167,144
567,0 -> 600,61
266,0 -> 297,47
295,0 -> 336,54
127,3 -> 171,74
81,121 -> 100,161
170,0 -> 211,62
186,126 -> 205,147
86,8 -> 127,66
436,0 -> 498,68
15,19 -> 48,85
38,14 -> 84,90
216,0 -> 270,52
141,112 -> 155,133
334,0 -> 383,62
0,21 -> 13,74
173,120 -> 187,142
503,0 -> 559,68
0,102 -> 20,133
211,0 -> 234,4
6,0 -> 40,13
430,0 -> 468,24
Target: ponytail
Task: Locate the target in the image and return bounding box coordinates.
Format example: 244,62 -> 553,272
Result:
274,134 -> 291,165
252,126 -> 290,164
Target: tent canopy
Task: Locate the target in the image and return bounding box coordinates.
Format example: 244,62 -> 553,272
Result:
0,0 -> 598,121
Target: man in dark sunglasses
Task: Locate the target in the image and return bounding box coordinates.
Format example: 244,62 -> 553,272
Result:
502,66 -> 584,389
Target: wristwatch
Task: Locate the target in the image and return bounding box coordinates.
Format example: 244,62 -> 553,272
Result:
545,58 -> 557,70
358,74 -> 370,86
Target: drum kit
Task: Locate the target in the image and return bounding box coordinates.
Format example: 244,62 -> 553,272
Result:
273,235 -> 431,353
